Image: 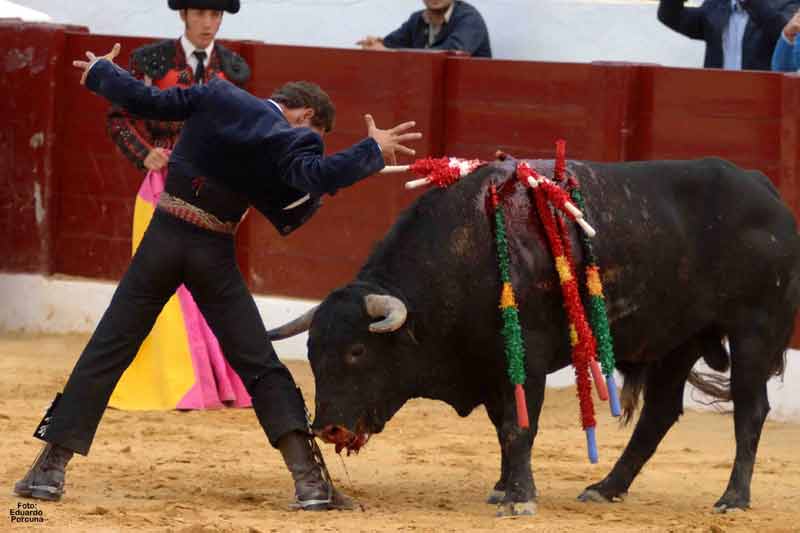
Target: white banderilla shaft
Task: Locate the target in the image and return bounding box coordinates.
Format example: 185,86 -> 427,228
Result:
380,165 -> 410,174
527,177 -> 597,238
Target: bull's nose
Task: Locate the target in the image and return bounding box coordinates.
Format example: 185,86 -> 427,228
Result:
312,424 -> 345,439
315,424 -> 354,444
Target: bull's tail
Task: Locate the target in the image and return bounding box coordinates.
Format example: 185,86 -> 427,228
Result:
619,363 -> 646,426
687,370 -> 731,404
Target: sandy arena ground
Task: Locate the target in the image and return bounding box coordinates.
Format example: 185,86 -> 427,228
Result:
1,333 -> 798,532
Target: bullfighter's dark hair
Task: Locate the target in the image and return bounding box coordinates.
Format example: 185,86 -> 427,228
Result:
271,81 -> 336,134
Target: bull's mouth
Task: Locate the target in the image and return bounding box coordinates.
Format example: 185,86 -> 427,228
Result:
315,421 -> 371,456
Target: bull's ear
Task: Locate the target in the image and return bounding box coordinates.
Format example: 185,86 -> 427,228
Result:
364,294 -> 407,333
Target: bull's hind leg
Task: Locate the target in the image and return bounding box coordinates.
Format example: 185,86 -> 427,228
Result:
579,341 -> 700,503
714,320 -> 781,512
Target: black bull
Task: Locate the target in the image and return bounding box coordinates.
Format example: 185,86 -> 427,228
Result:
269,157 -> 800,516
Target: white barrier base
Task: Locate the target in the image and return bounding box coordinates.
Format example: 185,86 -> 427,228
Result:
0,273 -> 314,360
1,273 -> 797,422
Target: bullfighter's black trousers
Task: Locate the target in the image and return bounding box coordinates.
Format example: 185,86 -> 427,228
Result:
35,210 -> 309,455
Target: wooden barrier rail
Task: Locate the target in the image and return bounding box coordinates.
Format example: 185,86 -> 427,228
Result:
2,21 -> 799,344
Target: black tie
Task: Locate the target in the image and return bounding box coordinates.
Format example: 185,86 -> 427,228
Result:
193,50 -> 207,84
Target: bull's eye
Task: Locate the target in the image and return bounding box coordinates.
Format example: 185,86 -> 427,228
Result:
345,343 -> 366,365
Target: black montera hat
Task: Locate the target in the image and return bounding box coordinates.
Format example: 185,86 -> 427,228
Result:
168,0 -> 240,13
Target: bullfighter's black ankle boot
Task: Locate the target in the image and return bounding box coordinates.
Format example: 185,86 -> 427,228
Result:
277,430 -> 354,511
14,443 -> 74,502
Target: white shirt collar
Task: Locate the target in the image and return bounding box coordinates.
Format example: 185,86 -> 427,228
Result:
443,1 -> 455,23
423,2 -> 455,25
267,99 -> 284,115
180,34 -> 214,68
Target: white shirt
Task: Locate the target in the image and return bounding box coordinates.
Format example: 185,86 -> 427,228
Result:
722,0 -> 749,70
180,34 -> 214,76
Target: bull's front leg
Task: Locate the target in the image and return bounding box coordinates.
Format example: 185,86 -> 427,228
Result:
484,417 -> 510,505
489,370 -> 545,517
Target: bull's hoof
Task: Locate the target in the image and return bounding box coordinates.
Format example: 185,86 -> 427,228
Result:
486,489 -> 505,504
713,490 -> 750,514
712,497 -> 749,514
496,501 -> 537,517
712,503 -> 746,514
577,488 -> 625,503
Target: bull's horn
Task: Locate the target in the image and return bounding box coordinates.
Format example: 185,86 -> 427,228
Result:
365,294 -> 408,333
266,305 -> 318,340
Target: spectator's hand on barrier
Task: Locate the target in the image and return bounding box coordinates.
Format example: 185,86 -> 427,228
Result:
144,148 -> 170,171
357,36 -> 387,51
72,43 -> 122,85
784,10 -> 800,43
364,114 -> 422,166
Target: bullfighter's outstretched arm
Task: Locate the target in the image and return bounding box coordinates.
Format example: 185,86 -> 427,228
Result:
84,58 -> 206,122
272,128 -> 386,195
75,44 -> 422,194
271,114 -> 421,195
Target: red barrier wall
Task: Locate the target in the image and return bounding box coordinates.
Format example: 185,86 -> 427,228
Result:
3,22 -> 800,346
0,21 -> 81,274
443,58 -> 792,200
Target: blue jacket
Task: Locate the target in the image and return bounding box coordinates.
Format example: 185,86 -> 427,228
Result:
658,0 -> 799,70
383,0 -> 492,58
771,33 -> 800,69
86,59 -> 385,234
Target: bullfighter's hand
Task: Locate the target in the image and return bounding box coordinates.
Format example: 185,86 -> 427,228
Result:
364,114 -> 422,166
144,148 -> 170,171
72,42 -> 122,85
356,36 -> 388,51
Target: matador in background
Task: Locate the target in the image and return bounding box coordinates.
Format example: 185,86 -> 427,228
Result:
106,0 -> 252,410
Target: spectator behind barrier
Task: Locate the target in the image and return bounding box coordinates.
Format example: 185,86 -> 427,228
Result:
657,0 -> 799,71
772,8 -> 800,69
357,0 -> 491,58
